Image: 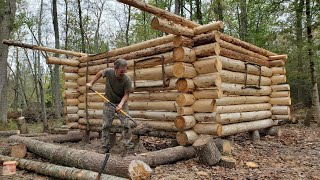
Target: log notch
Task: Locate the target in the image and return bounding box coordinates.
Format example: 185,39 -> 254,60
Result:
151,17 -> 194,37
0,155 -> 125,180
192,135 -> 221,166
8,135 -> 195,178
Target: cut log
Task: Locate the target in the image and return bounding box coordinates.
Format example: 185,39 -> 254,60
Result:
78,93 -> 105,102
176,130 -> 199,146
193,123 -> 222,136
78,102 -> 103,109
270,91 -> 290,98
176,78 -> 195,92
220,48 -> 269,67
16,117 -> 28,134
65,98 -> 80,106
77,75 -> 105,86
63,90 -> 80,99
216,103 -> 271,114
78,110 -> 103,119
78,119 -> 136,127
193,43 -> 220,57
269,59 -> 286,67
221,83 -> 272,96
271,106 -> 290,115
220,70 -> 271,86
193,88 -> 223,99
173,35 -> 194,47
64,106 -> 79,114
220,56 -> 272,77
62,66 -> 79,73
213,139 -> 232,155
271,67 -> 286,75
269,97 -> 291,105
177,107 -> 194,115
191,99 -> 216,113
50,127 -> 69,134
218,156 -> 236,168
270,84 -> 290,92
192,31 -> 221,46
272,114 -> 291,120
67,122 -> 79,129
176,93 -> 196,106
269,54 -> 288,60
271,75 -> 287,85
8,135 -> 196,178
216,96 -> 270,106
174,116 -> 196,130
220,119 -> 276,137
127,65 -> 174,80
220,33 -> 277,56
34,131 -> 100,143
151,17 -> 194,37
219,111 -> 272,125
117,0 -> 199,28
193,56 -> 222,74
192,135 -> 221,166
109,126 -> 177,138
193,21 -> 224,35
193,73 -> 221,88
173,62 -> 197,78
173,47 -> 196,62
0,130 -> 20,136
0,155 -> 125,180
64,82 -> 78,89
249,130 -> 260,142
62,73 -> 80,81
259,126 -> 282,137
129,101 -> 177,111
130,111 -> 178,121
10,143 -> 27,158
220,40 -> 268,61
130,91 -> 179,101
46,56 -> 79,67
194,112 -> 221,123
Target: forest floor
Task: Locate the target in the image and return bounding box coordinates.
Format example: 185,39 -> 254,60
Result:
0,116 -> 319,179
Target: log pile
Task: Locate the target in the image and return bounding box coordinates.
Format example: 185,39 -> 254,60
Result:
15,0 -> 290,144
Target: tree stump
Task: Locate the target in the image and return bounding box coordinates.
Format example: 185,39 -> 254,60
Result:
10,143 -> 27,158
218,156 -> 236,169
16,117 -> 28,134
259,126 -> 282,137
192,135 -> 221,166
249,130 -> 260,142
304,108 -> 313,126
213,138 -> 232,155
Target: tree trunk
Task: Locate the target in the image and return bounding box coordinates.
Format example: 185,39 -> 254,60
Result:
8,135 -> 195,178
238,0 -> 248,41
0,0 -> 16,123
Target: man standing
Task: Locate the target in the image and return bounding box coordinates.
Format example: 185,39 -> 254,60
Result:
86,59 -> 133,152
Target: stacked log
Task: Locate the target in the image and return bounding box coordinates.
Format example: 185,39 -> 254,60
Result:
268,55 -> 291,121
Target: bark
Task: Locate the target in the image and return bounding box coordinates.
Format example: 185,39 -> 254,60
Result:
0,155 -> 124,180
218,156 -> 236,168
0,130 -> 20,136
220,48 -> 269,67
8,135 -> 195,178
0,0 -> 16,123
193,135 -> 221,165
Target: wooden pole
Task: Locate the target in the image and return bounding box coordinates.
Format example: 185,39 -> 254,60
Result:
151,17 -> 194,37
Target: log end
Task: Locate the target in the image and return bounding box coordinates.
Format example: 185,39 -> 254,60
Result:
176,78 -> 194,92
192,134 -> 212,147
151,17 -> 160,29
173,47 -> 185,61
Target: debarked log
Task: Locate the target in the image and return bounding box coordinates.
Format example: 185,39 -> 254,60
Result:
219,110 -> 272,125
193,55 -> 222,74
216,103 -> 271,114
193,123 -> 222,136
8,135 -> 196,178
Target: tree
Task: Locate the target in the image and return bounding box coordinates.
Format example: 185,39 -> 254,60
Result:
0,0 -> 17,123
238,0 -> 248,41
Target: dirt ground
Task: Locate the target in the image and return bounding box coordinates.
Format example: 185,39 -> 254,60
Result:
0,122 -> 319,180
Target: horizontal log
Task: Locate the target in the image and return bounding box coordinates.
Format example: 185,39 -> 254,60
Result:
65,98 -> 80,106
193,123 -> 222,136
220,110 -> 272,125
86,35 -> 175,62
63,73 -> 80,81
219,40 -> 269,61
173,35 -> 194,47
193,21 -> 224,35
216,96 -> 270,106
78,84 -> 105,94
46,56 -> 80,67
177,107 -> 194,115
272,114 -> 291,120
220,119 -> 276,137
0,130 -> 20,136
220,69 -> 271,86
134,120 -> 179,131
127,65 -> 174,80
65,114 -> 79,122
62,66 -> 79,73
130,111 -> 178,121
216,103 -> 271,114
151,17 -> 194,37
174,116 -> 196,130
193,73 -> 221,88
176,78 -> 195,92
269,54 -> 288,60
269,97 -> 291,105
192,88 -> 222,99
63,90 -> 80,98
64,106 -> 79,114
173,47 -> 196,62
271,75 -> 286,85
173,62 -> 197,78
78,118 -> 135,127
220,48 -> 269,67
78,93 -> 105,102
271,106 -> 290,115
269,60 -> 285,67
192,31 -> 220,46
78,110 -> 103,119
271,67 -> 286,75
67,122 -> 78,129
220,33 -> 277,57
64,82 -> 78,89
220,56 -> 272,77
78,102 -> 103,109
194,112 -> 220,123
77,75 -> 105,86
221,83 -> 272,96
176,130 -> 199,146
270,84 -> 290,92
191,99 -> 216,113
130,91 -> 179,101
193,43 -> 220,57
128,101 -> 178,111
270,91 -> 290,98
193,56 -> 222,74
176,93 -> 196,106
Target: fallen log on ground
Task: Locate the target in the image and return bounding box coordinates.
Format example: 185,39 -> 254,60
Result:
33,131 -> 100,143
0,155 -> 124,180
0,130 -> 20,136
8,135 -> 195,178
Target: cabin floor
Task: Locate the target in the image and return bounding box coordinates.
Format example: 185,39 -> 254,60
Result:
0,116 -> 319,180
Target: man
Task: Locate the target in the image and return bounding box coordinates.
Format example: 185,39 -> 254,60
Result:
86,58 -> 133,152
